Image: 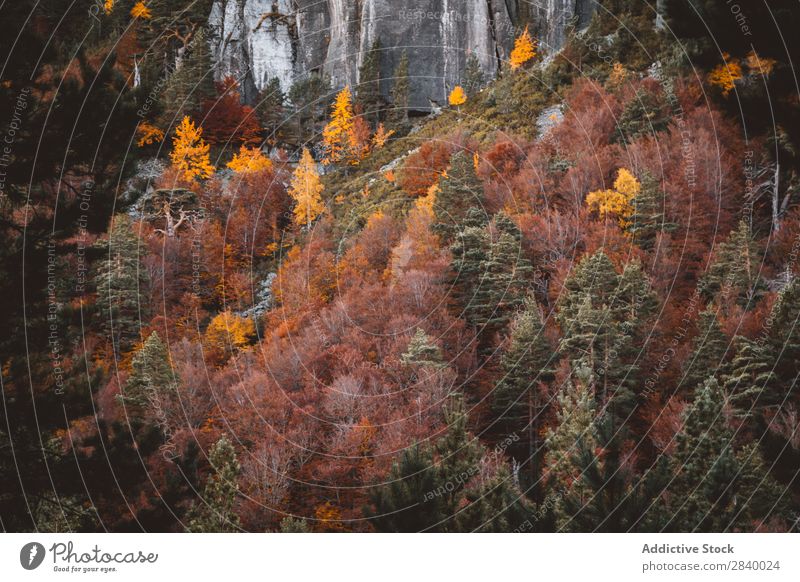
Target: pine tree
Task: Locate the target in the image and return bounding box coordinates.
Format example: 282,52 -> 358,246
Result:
119,331 -> 176,413
493,299 -> 556,488
158,28 -> 215,128
368,443 -> 444,532
169,116 -> 214,181
699,221 -> 766,309
401,328 -> 443,367
463,53 -> 485,97
256,77 -> 285,146
628,172 -> 673,249
723,335 -> 778,413
449,217 -> 490,327
288,148 -> 325,228
613,88 -> 669,144
278,516 -> 311,533
763,278 -> 800,389
682,306 -> 730,390
322,86 -> 355,165
388,51 -> 409,127
453,464 -> 532,532
668,377 -> 741,532
357,39 -> 383,126
432,151 -> 484,243
187,436 -> 241,532
95,214 -> 148,355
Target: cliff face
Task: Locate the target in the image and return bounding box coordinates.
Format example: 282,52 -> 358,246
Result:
208,0 -> 596,110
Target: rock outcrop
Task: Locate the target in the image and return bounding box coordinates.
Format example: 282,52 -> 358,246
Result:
208,0 -> 597,110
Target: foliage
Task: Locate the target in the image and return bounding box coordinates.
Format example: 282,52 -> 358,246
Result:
169,116 -> 215,181
586,168 -> 640,229
448,85 -> 467,107
288,148 -> 325,228
227,145 -> 273,174
187,436 -> 241,532
510,26 -> 536,70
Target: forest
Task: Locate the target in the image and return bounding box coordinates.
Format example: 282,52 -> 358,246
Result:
1,0 -> 800,533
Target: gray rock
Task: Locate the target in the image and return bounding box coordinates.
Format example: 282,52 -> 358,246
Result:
209,0 -> 596,109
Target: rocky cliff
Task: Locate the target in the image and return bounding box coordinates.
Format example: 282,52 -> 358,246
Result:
208,0 -> 597,110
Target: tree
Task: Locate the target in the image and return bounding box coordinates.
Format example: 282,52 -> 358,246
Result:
668,378 -> 743,531
158,28 -> 215,128
628,172 -> 673,249
586,168 -> 640,229
130,1 -> 152,19
119,331 -> 176,414
95,214 -> 148,355
187,436 -> 241,532
493,299 -> 556,485
681,306 -> 729,391
463,53 -> 484,96
256,77 -> 286,146
707,53 -> 743,97
613,88 -> 669,144
288,148 -> 325,228
169,116 -> 215,181
227,145 -> 273,174
432,151 -> 484,243
449,85 -> 467,108
204,311 -> 255,365
322,86 -> 356,165
388,51 -> 410,127
401,328 -> 443,367
699,221 -> 766,309
510,26 -> 536,70
357,39 -> 383,125
200,77 -> 262,147
723,335 -> 778,413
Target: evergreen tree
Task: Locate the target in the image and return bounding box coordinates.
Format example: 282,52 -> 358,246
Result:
187,436 -> 241,532
699,221 -> 766,309
357,39 -> 383,126
388,51 -> 410,127
256,77 -> 286,146
723,335 -> 778,413
453,464 -> 531,532
401,328 -> 444,367
278,516 -> 311,532
628,172 -> 673,250
763,278 -> 800,389
463,53 -> 485,97
681,306 -> 730,390
493,299 -> 556,488
95,214 -> 148,355
613,88 -> 669,144
432,152 -> 484,243
158,28 -> 215,129
287,74 -> 331,146
668,377 -> 741,532
368,443 -> 444,532
119,331 -> 176,413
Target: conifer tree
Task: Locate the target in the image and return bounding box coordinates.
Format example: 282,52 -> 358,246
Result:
95,214 -> 148,355
699,221 -> 766,309
493,299 -> 556,486
158,28 -> 215,128
448,86 -> 467,108
187,436 -> 241,532
388,51 -> 410,127
369,443 -> 444,532
357,39 -> 383,126
432,151 -> 484,243
322,86 -> 356,165
668,377 -> 741,531
256,77 -> 285,146
463,53 -> 485,97
510,26 -> 536,70
401,328 -> 443,367
723,335 -> 777,413
169,116 -> 215,181
682,306 -> 730,390
288,148 -> 325,228
449,213 -> 490,327
453,464 -> 531,532
120,331 -> 176,413
613,88 -> 669,144
763,278 -> 800,389
628,172 -> 673,249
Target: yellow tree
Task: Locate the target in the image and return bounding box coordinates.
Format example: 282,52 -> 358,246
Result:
449,85 -> 467,108
372,123 -> 394,149
707,53 -> 743,97
586,168 -> 640,228
170,116 -> 215,180
136,122 -> 164,147
322,86 -> 355,165
130,1 -> 152,19
227,145 -> 273,173
204,311 -> 255,365
510,26 -> 536,69
288,148 -> 325,228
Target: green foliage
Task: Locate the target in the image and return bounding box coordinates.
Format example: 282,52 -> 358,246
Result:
95,214 -> 148,355
157,28 -> 215,129
119,331 -> 176,415
614,88 -> 670,144
357,39 -> 383,125
256,77 -> 286,145
187,436 -> 241,532
279,516 -> 311,533
682,307 -> 730,391
388,51 -> 410,127
628,172 -> 674,249
432,152 -> 483,243
401,328 -> 444,367
463,53 -> 485,97
699,221 -> 766,309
